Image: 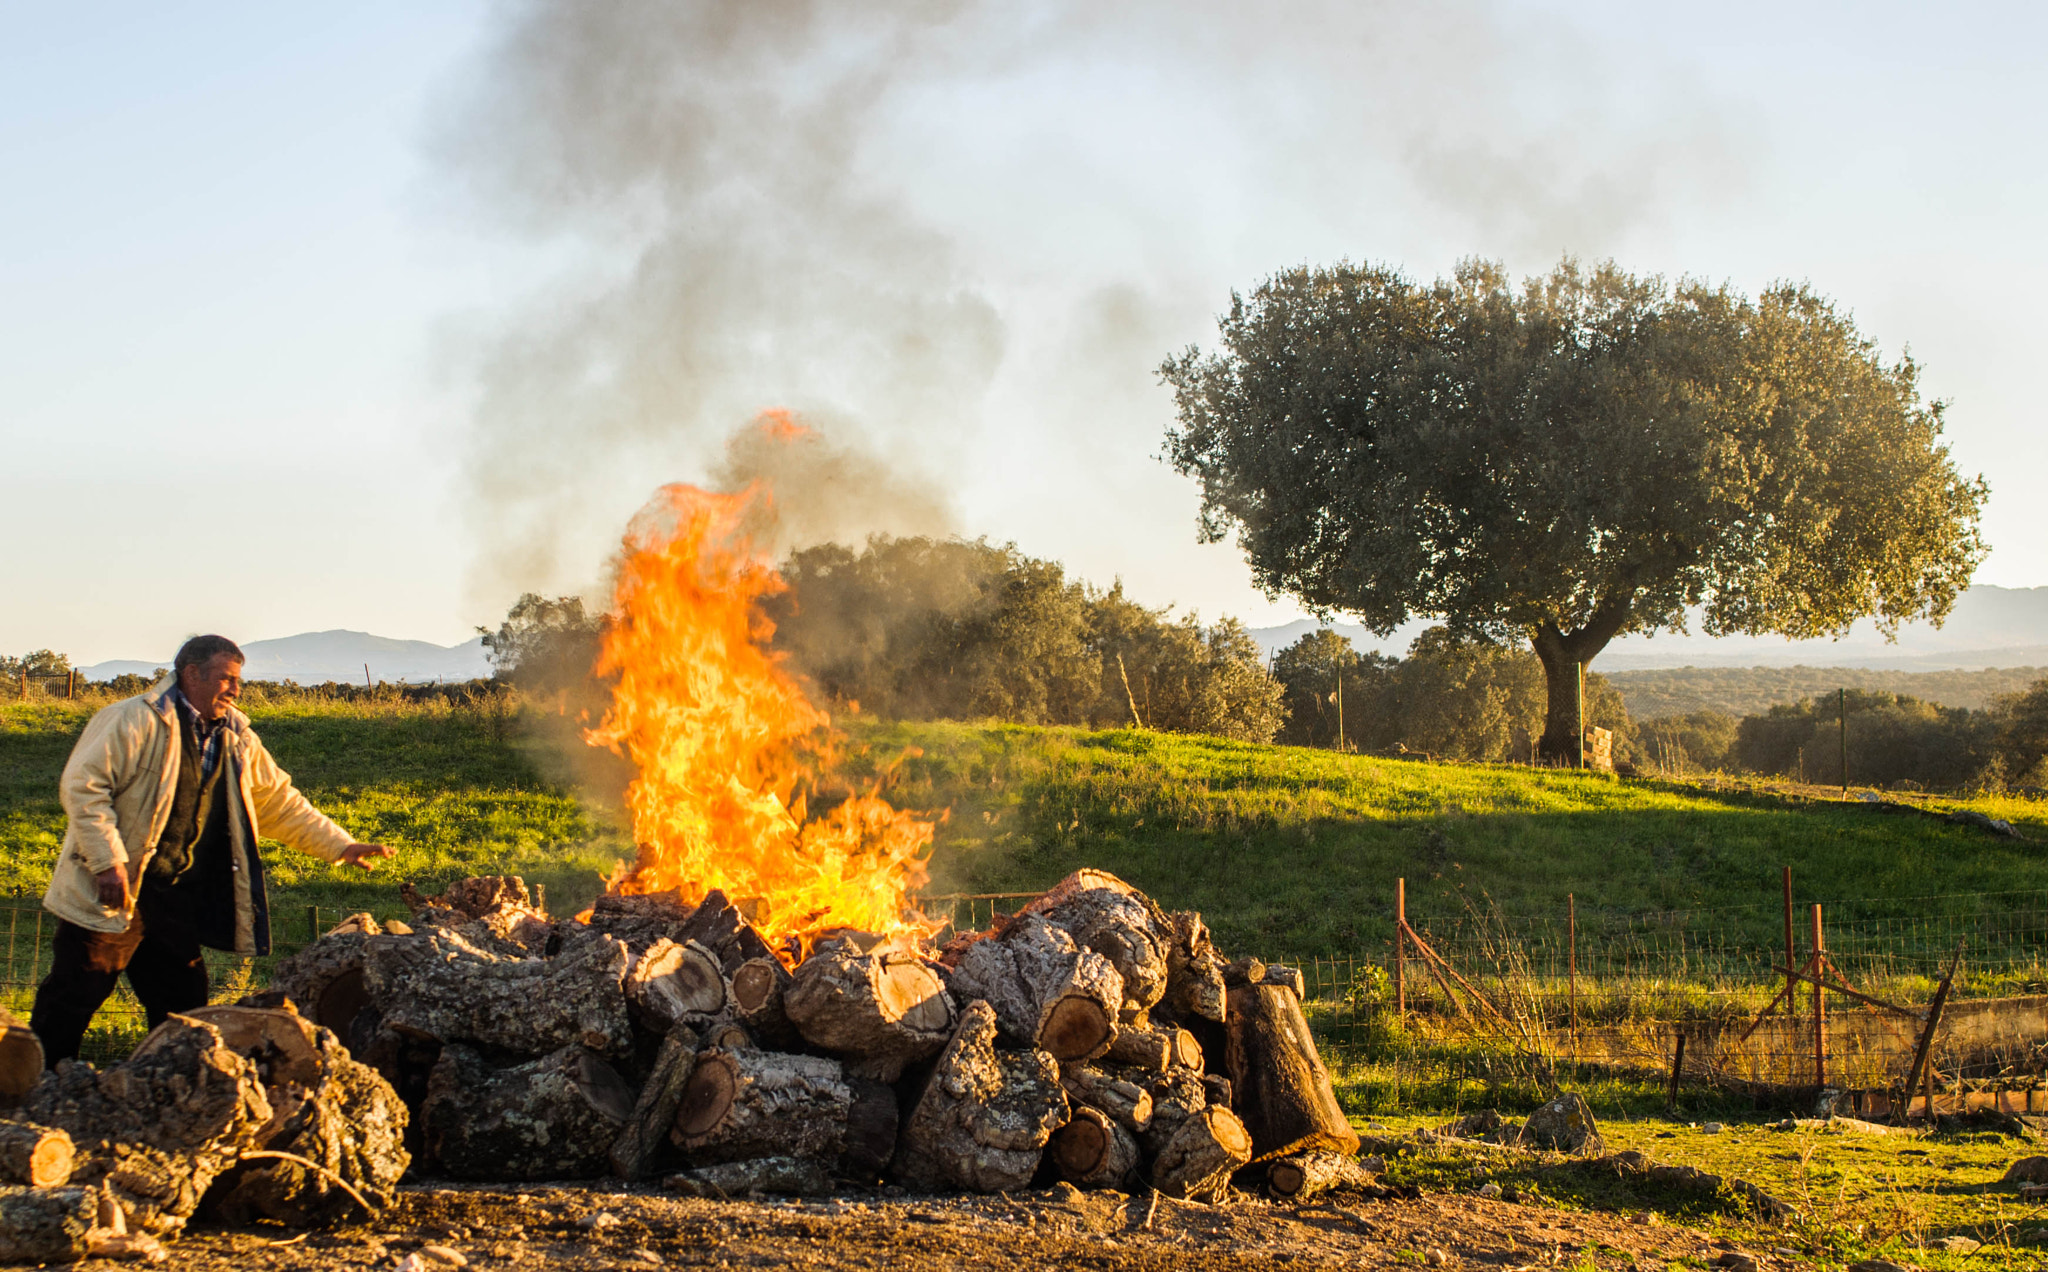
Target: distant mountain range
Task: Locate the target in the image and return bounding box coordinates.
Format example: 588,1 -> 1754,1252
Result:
81,631 -> 492,685
1245,584 -> 2048,672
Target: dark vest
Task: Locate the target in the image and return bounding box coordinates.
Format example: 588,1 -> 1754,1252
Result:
141,711 -> 239,949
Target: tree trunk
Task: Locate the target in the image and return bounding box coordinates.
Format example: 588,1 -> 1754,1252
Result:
267,932 -> 375,1036
729,957 -> 802,1050
1024,871 -> 1173,1012
1267,1150 -> 1377,1199
1530,600 -> 1631,765
893,1000 -> 1069,1194
670,1049 -> 852,1166
0,1186 -> 95,1263
1148,1104 -> 1251,1201
1224,983 -> 1360,1162
663,1155 -> 831,1198
366,931 -> 634,1058
0,1008 -> 41,1108
1048,1105 -> 1138,1189
610,1023 -> 700,1181
421,1044 -> 634,1181
0,1119 -> 72,1187
784,947 -> 955,1082
945,914 -> 1122,1061
1059,1066 -> 1153,1134
626,939 -> 728,1030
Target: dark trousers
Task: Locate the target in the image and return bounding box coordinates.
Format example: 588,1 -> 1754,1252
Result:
29,906 -> 210,1066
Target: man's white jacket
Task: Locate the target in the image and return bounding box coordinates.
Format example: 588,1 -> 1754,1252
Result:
45,676 -> 355,955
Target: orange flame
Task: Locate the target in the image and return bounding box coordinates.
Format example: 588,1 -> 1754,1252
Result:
584,477 -> 933,953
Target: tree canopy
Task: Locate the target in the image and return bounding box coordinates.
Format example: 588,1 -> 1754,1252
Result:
1161,257 -> 1989,758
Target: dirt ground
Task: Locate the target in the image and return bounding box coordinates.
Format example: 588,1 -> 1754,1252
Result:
129,1179 -> 1752,1272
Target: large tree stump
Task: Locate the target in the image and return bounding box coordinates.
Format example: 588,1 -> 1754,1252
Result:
945,914 -> 1122,1061
0,1186 -> 95,1263
784,947 -> 955,1081
1224,982 -> 1359,1162
610,1023 -> 700,1181
0,1119 -> 72,1187
1059,1066 -> 1153,1134
729,956 -> 802,1050
1024,871 -> 1174,1012
421,1044 -> 634,1181
893,999 -> 1068,1194
1149,1104 -> 1252,1201
1161,911 -> 1227,1023
1048,1105 -> 1139,1190
670,1049 -> 851,1166
366,930 -> 634,1058
25,1017 -> 272,1234
268,932 -> 375,1036
0,1008 -> 42,1107
1267,1150 -> 1377,1199
186,1006 -> 410,1226
626,939 -> 728,1030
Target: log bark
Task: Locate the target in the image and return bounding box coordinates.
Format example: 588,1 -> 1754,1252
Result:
784,947 -> 955,1082
1024,871 -> 1173,1012
1048,1105 -> 1139,1190
663,1155 -> 831,1198
421,1044 -> 634,1181
840,1076 -> 899,1181
610,1023 -> 700,1182
183,1006 -> 411,1226
1149,1104 -> 1252,1201
0,1185 -> 94,1264
670,1049 -> 850,1166
1261,965 -> 1305,998
1162,911 -> 1227,1024
1267,1150 -> 1377,1199
1104,1018 -> 1201,1072
626,939 -> 728,1030
267,933 -> 375,1036
0,1008 -> 42,1108
676,889 -> 783,972
893,999 -> 1068,1194
1059,1066 -> 1153,1134
0,1119 -> 72,1187
1136,1069 -> 1208,1157
365,930 -> 634,1058
729,956 -> 802,1050
1224,983 -> 1360,1162
945,914 -> 1122,1062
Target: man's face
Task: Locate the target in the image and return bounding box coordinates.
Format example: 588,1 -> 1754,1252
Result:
179,655 -> 243,721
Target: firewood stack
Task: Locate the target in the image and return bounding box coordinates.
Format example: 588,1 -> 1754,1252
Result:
250,867 -> 1361,1203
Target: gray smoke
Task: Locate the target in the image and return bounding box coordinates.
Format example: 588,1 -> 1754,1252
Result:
440,0 -> 1742,607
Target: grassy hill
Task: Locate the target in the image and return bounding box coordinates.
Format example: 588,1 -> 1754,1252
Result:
1607,663 -> 2046,719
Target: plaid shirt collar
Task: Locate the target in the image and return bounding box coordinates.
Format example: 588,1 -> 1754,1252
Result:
169,687 -> 229,771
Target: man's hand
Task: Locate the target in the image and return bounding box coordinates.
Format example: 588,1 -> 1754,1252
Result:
93,866 -> 129,910
340,843 -> 396,871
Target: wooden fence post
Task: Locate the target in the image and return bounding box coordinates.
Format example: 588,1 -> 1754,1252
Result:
1394,877 -> 1406,1021
1812,903 -> 1827,1088
1782,867 -> 1797,1028
1568,892 -> 1579,1045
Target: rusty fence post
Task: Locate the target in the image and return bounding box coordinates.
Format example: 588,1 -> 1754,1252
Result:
1568,892 -> 1579,1047
1812,903 -> 1827,1088
1394,877 -> 1406,1021
1666,1033 -> 1686,1111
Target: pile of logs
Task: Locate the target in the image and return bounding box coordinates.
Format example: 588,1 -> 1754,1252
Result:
251,867 -> 1362,1205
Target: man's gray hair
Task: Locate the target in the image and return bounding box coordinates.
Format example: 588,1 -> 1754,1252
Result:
174,634 -> 244,673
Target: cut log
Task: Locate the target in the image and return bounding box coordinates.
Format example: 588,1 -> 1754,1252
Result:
1136,1069 -> 1208,1157
945,913 -> 1122,1062
676,889 -> 783,972
1162,911 -> 1227,1023
1149,1104 -> 1252,1201
0,1119 -> 72,1187
1261,965 -> 1306,998
1059,1066 -> 1153,1134
1024,871 -> 1173,1012
1104,1019 -> 1201,1072
701,1020 -> 755,1051
1267,1150 -> 1377,1199
1049,1105 -> 1139,1189
1224,982 -> 1360,1162
0,1007 -> 42,1105
610,1023 -> 700,1181
267,932 -> 374,1036
663,1155 -> 831,1198
422,1044 -> 634,1181
784,947 -> 955,1082
729,956 -> 803,1050
365,930 -> 634,1058
0,1185 -> 94,1263
840,1076 -> 899,1181
670,1049 -> 850,1166
893,999 -> 1068,1194
626,939 -> 728,1030
1202,1074 -> 1233,1109
1223,958 -> 1267,988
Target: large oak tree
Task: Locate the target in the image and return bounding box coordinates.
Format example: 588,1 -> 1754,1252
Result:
1161,258 -> 1989,761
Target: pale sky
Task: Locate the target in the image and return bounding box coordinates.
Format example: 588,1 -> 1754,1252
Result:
3,1 -> 2042,664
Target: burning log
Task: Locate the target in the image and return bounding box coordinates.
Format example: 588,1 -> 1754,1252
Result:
1058,1066 -> 1153,1134
944,913 -> 1122,1061
670,1049 -> 853,1165
675,889 -> 783,972
0,1186 -> 95,1264
422,1044 -> 634,1180
0,1008 -> 43,1110
610,1023 -> 700,1181
1266,1150 -> 1377,1200
0,1119 -> 73,1187
893,999 -> 1068,1194
1149,1104 -> 1253,1201
625,939 -> 728,1030
1224,979 -> 1359,1162
1024,871 -> 1174,1012
729,956 -> 802,1050
365,930 -> 634,1058
784,946 -> 955,1082
1102,1015 -> 1201,1072
1049,1105 -> 1139,1189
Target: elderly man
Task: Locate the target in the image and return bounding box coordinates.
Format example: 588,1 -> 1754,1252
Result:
30,634 -> 394,1063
